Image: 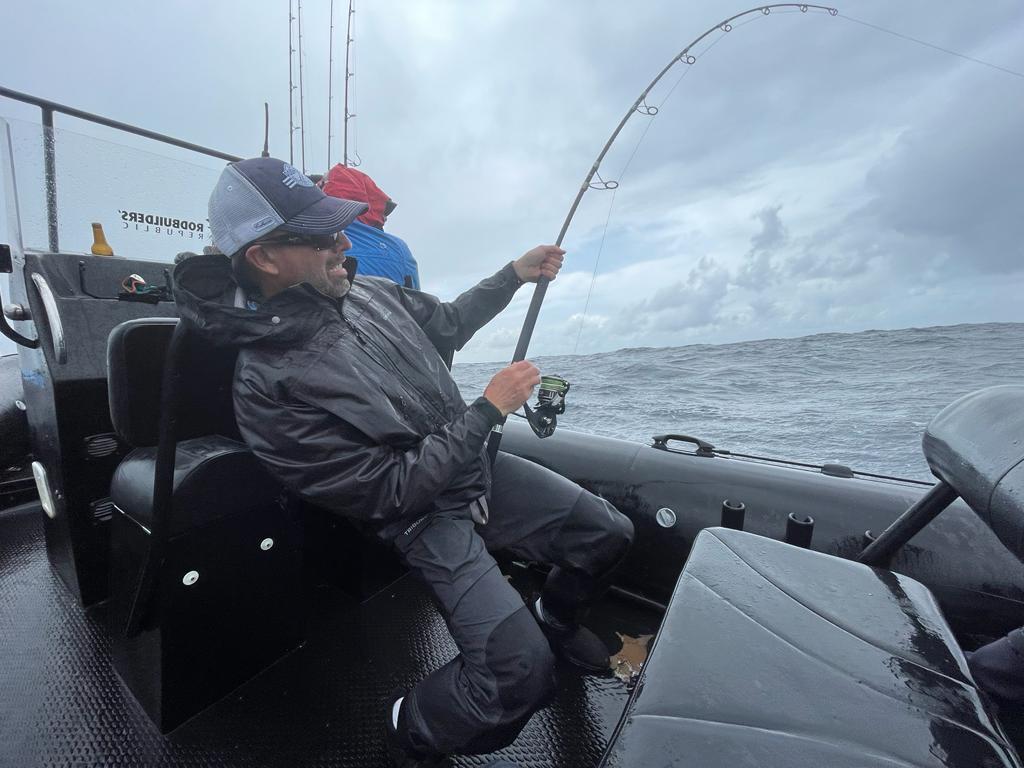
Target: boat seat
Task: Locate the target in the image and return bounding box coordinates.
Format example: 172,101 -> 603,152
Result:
923,385 -> 1024,561
600,527 -> 1021,768
105,317 -> 303,732
107,318 -> 284,537
110,436 -> 281,537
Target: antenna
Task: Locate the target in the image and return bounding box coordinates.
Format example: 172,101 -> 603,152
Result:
343,0 -> 355,166
297,0 -> 307,173
262,102 -> 270,157
288,0 -> 295,165
327,0 -> 335,168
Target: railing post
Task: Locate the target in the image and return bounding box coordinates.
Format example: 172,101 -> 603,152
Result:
41,106 -> 59,253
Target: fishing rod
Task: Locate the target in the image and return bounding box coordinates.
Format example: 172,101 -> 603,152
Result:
288,1 -> 295,165
298,0 -> 307,173
487,3 -> 838,464
327,0 -> 336,168
262,103 -> 270,158
343,0 -> 356,166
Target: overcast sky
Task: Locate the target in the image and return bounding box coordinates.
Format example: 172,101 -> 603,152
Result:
1,1 -> 1022,362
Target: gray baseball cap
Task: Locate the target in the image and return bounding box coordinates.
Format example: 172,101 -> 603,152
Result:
209,157 -> 368,256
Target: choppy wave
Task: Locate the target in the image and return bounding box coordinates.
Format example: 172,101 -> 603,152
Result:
452,322 -> 1024,481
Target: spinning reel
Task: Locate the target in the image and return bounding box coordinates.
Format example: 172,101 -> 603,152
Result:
524,375 -> 570,439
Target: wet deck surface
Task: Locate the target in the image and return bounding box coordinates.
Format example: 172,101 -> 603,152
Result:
0,504 -> 660,767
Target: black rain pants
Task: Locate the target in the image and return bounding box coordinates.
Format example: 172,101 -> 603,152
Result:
968,626 -> 1024,703
391,451 -> 634,758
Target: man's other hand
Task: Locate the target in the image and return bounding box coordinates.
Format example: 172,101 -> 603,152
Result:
483,360 -> 541,417
513,245 -> 565,283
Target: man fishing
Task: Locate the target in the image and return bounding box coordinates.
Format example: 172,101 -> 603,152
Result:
172,157 -> 634,768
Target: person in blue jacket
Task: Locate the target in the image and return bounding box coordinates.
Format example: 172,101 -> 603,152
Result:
322,165 -> 420,289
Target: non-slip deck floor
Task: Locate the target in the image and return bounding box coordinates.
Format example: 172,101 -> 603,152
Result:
0,504 -> 657,767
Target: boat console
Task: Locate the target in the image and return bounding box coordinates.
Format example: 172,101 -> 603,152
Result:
602,526 -> 1021,767
14,252 -> 180,605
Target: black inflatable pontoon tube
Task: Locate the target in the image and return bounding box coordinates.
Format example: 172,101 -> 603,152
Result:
721,499 -> 746,530
786,513 -> 814,548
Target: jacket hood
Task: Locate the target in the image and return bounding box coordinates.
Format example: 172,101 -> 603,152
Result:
323,165 -> 393,228
172,254 -> 336,348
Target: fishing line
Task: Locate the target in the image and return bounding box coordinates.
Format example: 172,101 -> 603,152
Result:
488,4 -> 840,465
571,12 -> 766,353
490,2 -> 1019,462
568,8 -> 1022,353
572,187 -> 616,353
838,14 -> 1024,80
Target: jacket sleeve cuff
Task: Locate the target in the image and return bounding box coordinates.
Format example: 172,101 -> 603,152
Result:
472,396 -> 504,425
503,262 -> 525,288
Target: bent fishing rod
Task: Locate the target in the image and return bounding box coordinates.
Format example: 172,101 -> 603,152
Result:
487,3 -> 839,464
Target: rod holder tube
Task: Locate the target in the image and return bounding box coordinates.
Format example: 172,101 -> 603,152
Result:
721,499 -> 746,530
785,512 -> 814,548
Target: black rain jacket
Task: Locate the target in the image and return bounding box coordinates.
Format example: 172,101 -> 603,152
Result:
172,254 -> 522,540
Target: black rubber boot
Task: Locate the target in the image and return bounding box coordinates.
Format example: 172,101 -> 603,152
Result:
385,693 -> 451,768
530,597 -> 610,674
385,693 -> 524,766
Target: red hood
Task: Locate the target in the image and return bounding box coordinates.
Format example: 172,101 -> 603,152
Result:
323,165 -> 392,228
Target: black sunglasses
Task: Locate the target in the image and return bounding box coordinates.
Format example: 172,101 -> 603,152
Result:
254,232 -> 345,252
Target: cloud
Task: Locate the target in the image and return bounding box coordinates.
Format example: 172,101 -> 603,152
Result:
735,205 -> 787,289
608,255 -> 730,336
858,84 -> 1024,277
2,0 -> 1023,363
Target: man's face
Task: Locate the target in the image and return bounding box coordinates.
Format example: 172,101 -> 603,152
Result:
260,231 -> 353,299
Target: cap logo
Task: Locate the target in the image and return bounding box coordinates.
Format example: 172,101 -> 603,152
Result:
281,163 -> 314,189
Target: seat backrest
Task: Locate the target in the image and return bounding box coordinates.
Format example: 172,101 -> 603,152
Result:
923,385 -> 1024,559
107,318 -> 241,447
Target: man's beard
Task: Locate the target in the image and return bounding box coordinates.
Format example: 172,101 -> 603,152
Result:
306,271 -> 351,299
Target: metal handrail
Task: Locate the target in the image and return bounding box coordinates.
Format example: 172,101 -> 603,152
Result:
0,86 -> 242,252
0,87 -> 241,162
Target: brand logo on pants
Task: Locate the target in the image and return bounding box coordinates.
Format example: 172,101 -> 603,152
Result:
403,515 -> 429,537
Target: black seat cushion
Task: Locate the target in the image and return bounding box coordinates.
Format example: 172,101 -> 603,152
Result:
601,528 -> 1019,768
107,318 -> 241,448
924,385 -> 1024,560
111,435 -> 282,538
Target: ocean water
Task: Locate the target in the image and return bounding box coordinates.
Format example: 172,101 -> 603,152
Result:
452,322 -> 1024,482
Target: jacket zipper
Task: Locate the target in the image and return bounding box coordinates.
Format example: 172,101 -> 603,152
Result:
341,313 -> 450,424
